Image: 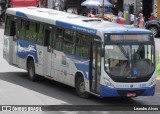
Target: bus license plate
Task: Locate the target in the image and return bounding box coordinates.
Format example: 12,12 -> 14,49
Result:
127,93 -> 136,97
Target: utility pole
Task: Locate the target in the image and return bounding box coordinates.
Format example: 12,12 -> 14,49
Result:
102,0 -> 104,19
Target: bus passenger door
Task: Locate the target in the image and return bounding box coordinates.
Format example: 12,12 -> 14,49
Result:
11,19 -> 18,65
90,41 -> 101,94
44,27 -> 53,77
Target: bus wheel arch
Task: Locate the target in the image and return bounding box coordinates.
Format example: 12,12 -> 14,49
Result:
75,72 -> 90,98
27,56 -> 38,81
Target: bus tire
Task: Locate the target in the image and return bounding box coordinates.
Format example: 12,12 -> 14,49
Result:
75,76 -> 90,98
28,60 -> 38,81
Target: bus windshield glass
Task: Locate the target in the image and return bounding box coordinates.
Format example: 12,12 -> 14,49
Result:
104,34 -> 155,77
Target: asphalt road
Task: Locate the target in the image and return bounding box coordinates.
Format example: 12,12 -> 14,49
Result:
0,26 -> 160,114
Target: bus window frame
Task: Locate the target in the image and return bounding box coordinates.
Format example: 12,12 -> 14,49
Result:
59,28 -> 74,54
74,32 -> 91,59
13,16 -> 45,46
54,27 -> 64,52
36,23 -> 44,46
25,21 -> 37,43
44,24 -> 54,52
19,18 -> 27,40
4,14 -> 11,36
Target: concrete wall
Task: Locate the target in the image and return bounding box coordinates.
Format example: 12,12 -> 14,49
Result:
153,0 -> 157,17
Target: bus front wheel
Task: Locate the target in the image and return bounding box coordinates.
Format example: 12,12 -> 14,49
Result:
28,60 -> 38,81
76,76 -> 90,98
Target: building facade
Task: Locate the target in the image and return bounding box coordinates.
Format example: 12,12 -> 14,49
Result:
123,0 -> 160,20
151,0 -> 160,18
46,0 -> 85,14
156,0 -> 160,18
43,0 -> 160,18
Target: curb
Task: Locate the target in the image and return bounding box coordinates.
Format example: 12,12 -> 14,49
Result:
157,76 -> 160,80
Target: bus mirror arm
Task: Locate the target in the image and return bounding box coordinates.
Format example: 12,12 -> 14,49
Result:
101,48 -> 104,57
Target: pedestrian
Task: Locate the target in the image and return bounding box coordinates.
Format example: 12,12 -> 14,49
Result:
72,8 -> 77,14
52,0 -> 55,9
118,10 -> 123,18
59,0 -> 65,11
148,13 -> 157,20
1,0 -> 6,22
0,5 -> 3,24
137,13 -> 145,28
55,0 -> 60,10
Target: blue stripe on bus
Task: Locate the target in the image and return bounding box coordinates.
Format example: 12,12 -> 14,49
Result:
100,84 -> 155,97
64,53 -> 90,79
56,21 -> 97,35
16,11 -> 28,19
17,39 -> 38,63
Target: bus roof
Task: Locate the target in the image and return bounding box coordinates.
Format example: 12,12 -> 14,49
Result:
6,7 -> 152,35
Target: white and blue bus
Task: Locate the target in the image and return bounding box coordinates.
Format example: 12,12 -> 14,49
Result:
3,7 -> 157,98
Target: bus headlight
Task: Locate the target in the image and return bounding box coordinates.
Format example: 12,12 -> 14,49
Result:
104,77 -> 114,88
148,78 -> 156,87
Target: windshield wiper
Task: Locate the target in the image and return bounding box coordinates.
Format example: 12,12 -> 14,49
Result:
118,45 -> 129,59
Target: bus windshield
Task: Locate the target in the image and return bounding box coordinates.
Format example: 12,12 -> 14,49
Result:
104,34 -> 155,77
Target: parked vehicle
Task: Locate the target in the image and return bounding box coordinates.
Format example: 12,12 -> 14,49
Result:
8,0 -> 38,7
145,19 -> 160,37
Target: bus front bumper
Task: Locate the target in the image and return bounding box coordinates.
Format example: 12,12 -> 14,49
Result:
100,85 -> 156,97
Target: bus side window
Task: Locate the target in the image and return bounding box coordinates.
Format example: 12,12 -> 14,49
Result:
25,21 -> 30,40
10,21 -> 16,41
19,20 -> 26,39
4,15 -> 10,36
63,29 -> 74,54
44,29 -> 51,45
26,21 -> 37,43
75,33 -> 90,58
55,28 -> 64,51
37,24 -> 44,45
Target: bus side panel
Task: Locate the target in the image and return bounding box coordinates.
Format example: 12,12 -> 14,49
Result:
35,44 -> 44,76
3,36 -> 13,65
17,39 -> 38,70
52,51 -> 90,91
64,53 -> 90,91
53,51 -> 76,86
